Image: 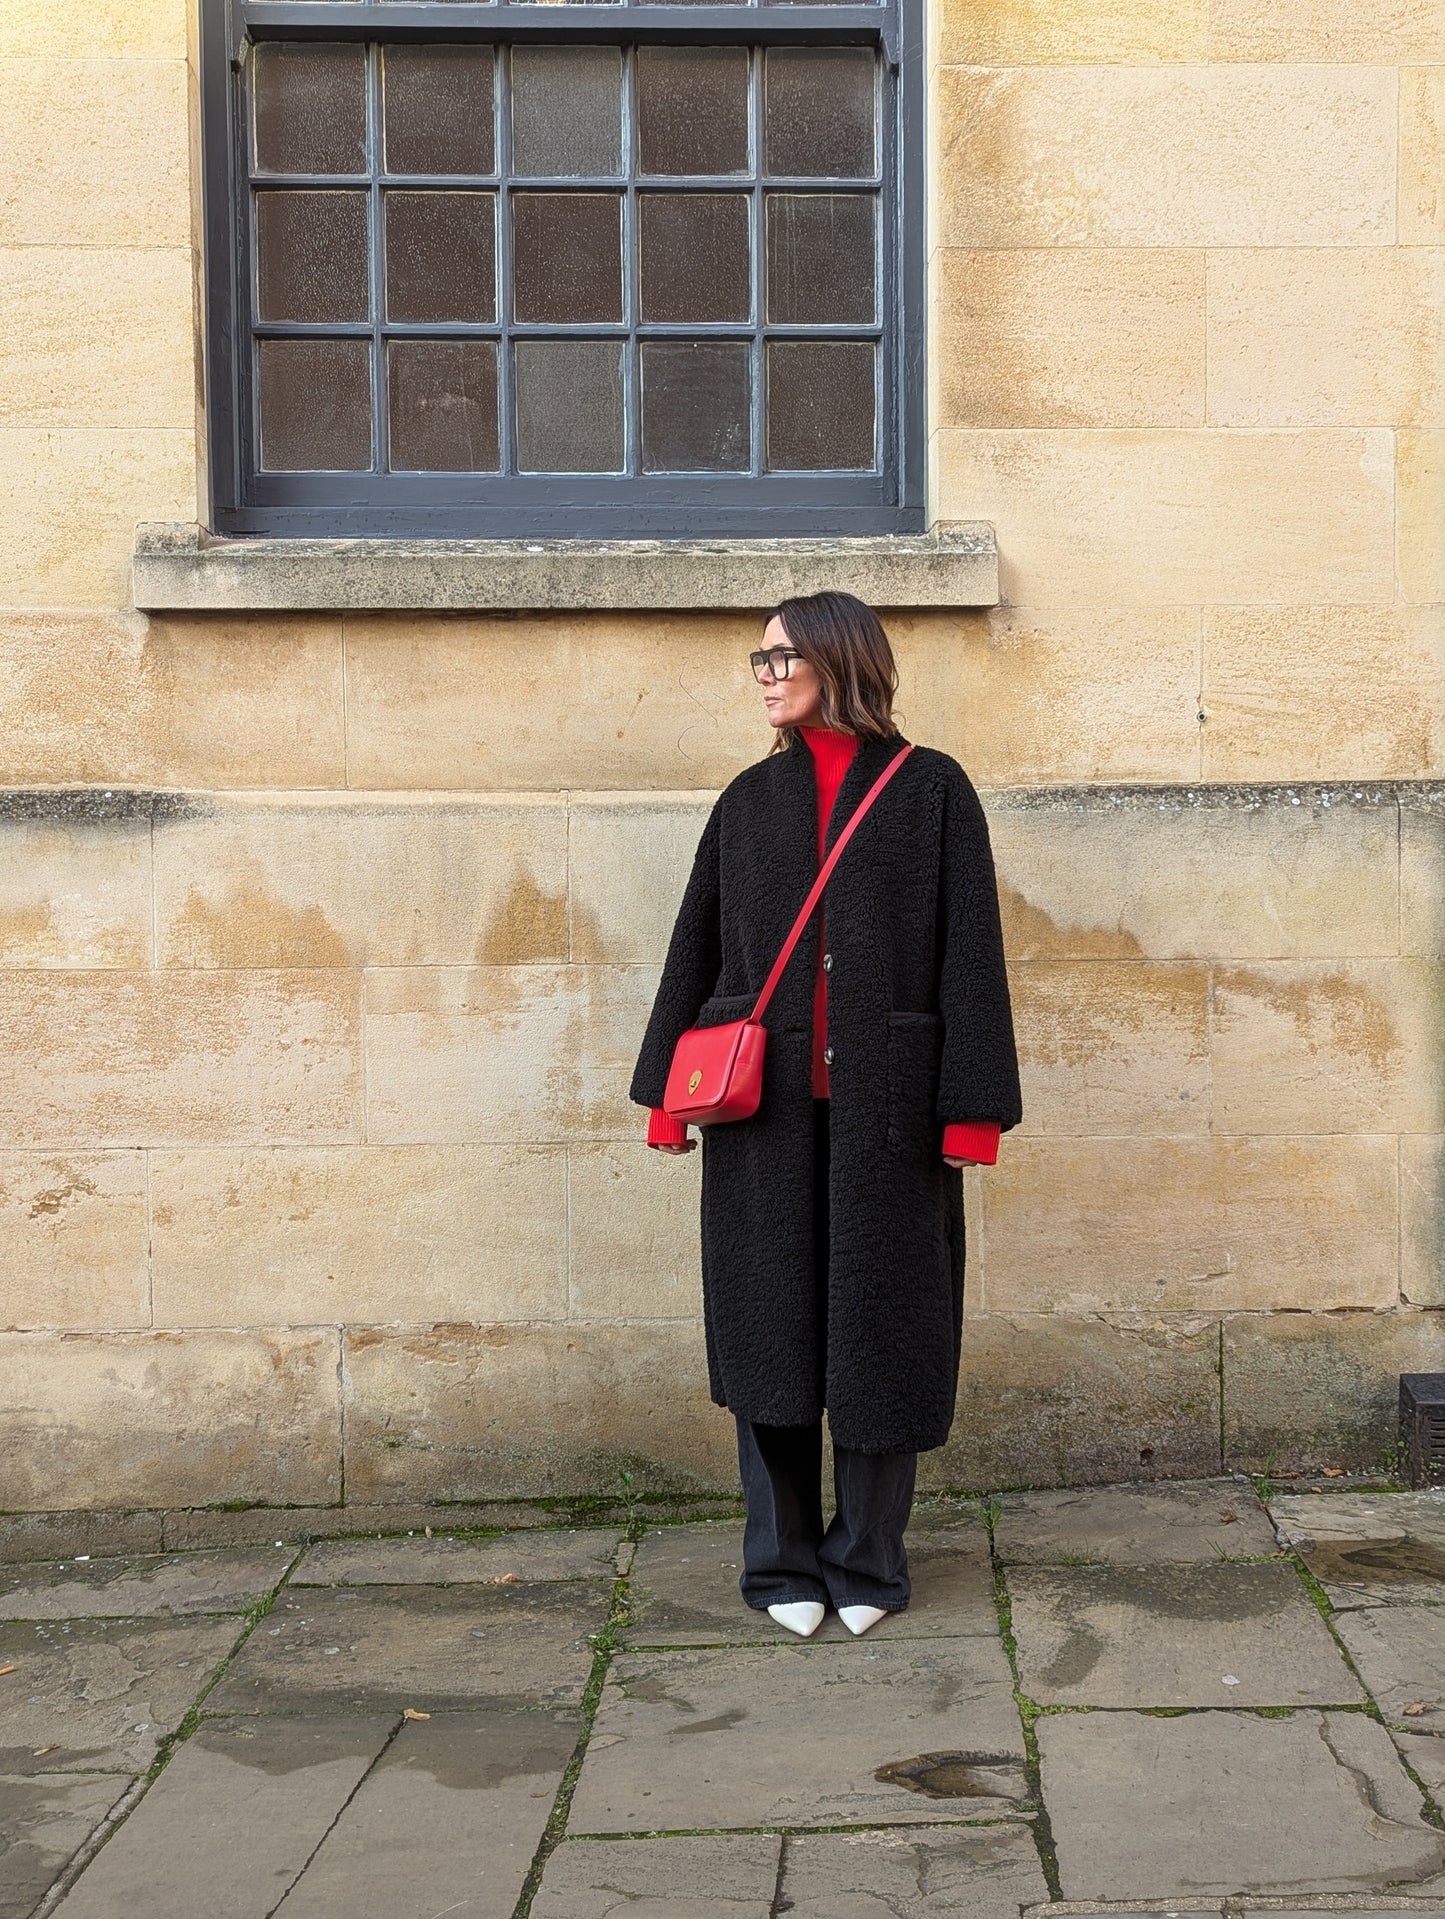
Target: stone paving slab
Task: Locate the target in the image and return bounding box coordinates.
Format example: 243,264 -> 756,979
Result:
292,1527 -> 624,1587
1010,1563 -> 1363,1708
48,1715 -> 396,1919
0,1771 -> 131,1919
623,1516 -> 997,1647
208,1581 -> 607,1714
995,1481 -> 1278,1565
532,1833 -> 781,1916
1269,1492 -> 1445,1609
0,1615 -> 243,1774
569,1637 -> 1027,1834
1333,1607 -> 1445,1730
1038,1709 -> 1445,1899
275,1709 -> 582,1919
0,1548 -> 294,1620
1394,1726 -> 1445,1797
781,1822 -> 1051,1916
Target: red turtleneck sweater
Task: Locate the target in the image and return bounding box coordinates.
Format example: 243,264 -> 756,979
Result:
647,725 -> 1001,1165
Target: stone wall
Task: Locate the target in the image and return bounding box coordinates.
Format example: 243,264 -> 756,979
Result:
0,0 -> 1440,1511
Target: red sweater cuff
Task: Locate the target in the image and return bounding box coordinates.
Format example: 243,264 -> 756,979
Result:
942,1120 -> 1000,1165
647,1107 -> 690,1147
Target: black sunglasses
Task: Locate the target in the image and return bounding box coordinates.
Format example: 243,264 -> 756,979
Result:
749,646 -> 805,682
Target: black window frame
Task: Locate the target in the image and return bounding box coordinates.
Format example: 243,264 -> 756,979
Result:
199,0 -> 925,538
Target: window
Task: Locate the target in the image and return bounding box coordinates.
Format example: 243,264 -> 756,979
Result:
199,0 -> 923,537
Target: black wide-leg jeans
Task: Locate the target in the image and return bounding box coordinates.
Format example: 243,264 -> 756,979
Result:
734,1097 -> 918,1614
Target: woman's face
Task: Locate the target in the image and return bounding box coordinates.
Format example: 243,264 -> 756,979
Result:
756,615 -> 824,730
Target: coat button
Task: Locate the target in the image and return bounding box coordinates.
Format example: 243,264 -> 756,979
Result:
823,1046 -> 835,1065
822,952 -> 833,971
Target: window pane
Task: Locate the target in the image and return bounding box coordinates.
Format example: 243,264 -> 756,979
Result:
382,45 -> 494,176
384,191 -> 496,322
259,338 -> 372,470
515,340 -> 624,472
766,194 -> 876,324
255,190 -> 370,323
639,194 -> 750,324
767,340 -> 875,469
637,48 -> 749,175
512,193 -> 622,322
511,47 -> 622,178
253,42 -> 366,176
764,49 -> 875,179
641,342 -> 749,472
389,341 -> 499,471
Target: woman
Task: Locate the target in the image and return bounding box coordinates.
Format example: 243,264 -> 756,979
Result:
629,591 -> 1021,1640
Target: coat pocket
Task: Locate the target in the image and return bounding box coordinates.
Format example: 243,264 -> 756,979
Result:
694,992 -> 758,1029
885,1011 -> 944,1157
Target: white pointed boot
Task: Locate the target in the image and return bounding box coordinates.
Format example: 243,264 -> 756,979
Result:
767,1601 -> 826,1637
838,1604 -> 888,1636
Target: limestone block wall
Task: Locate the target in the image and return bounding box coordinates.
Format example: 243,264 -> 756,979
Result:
0,1 -> 1441,1511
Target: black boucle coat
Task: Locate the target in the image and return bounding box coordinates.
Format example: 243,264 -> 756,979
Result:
629,728 -> 1022,1454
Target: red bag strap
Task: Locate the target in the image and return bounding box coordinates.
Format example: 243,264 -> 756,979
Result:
750,742 -> 913,1024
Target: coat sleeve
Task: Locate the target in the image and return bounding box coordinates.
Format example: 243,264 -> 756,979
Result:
935,763 -> 1024,1133
628,802 -> 724,1111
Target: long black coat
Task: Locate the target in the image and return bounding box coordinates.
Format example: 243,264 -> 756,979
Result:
629,727 -> 1022,1453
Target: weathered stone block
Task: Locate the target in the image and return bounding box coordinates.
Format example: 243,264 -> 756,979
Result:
938,66 -> 1395,249
1401,1135 -> 1444,1307
343,612 -> 763,793
0,612 -> 346,791
0,970 -> 362,1148
1203,610 -> 1445,781
0,1151 -> 149,1330
209,1583 -> 606,1714
149,1145 -> 567,1326
0,817 -> 151,969
1011,960 -> 1210,1136
1268,1489 -> 1445,1610
0,1330 -> 342,1510
1223,1311 -> 1445,1473
1209,0 -> 1445,59
0,428 -> 194,606
567,1141 -> 703,1320
927,1311 -> 1221,1490
936,249 -> 1206,428
1207,249 -> 1445,430
780,1826 -> 1050,1919
1334,1607 -> 1445,1730
342,1322 -> 735,1501
1399,430 -> 1445,607
47,1716 -> 397,1919
569,1639 -> 1024,1833
270,1711 -> 582,1919
981,1138 -> 1397,1314
1039,1709 -> 1444,1899
1401,797 -> 1445,958
987,789 -> 1399,962
0,1547 -> 292,1621
155,796 -> 568,968
934,429 -> 1394,608
0,0 -> 187,57
1010,1562 -> 1362,1707
1211,959 -> 1443,1135
1401,69 -> 1445,245
363,963 -> 651,1144
995,1478 -> 1278,1563
954,607 -> 1201,786
567,794 -> 714,965
940,0 -> 1204,63
0,247 -> 193,430
0,58 -> 190,247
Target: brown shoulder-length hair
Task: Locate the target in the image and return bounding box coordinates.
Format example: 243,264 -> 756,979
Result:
763,590 -> 900,753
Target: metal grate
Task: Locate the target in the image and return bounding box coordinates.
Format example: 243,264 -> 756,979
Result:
1399,1373 -> 1445,1489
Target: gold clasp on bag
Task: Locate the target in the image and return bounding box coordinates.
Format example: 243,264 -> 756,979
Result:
688,1069 -> 703,1094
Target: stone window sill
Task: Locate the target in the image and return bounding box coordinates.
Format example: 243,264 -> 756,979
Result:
131,522 -> 999,614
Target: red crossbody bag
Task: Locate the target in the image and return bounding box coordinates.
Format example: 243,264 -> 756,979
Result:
661,743 -> 914,1126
